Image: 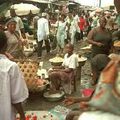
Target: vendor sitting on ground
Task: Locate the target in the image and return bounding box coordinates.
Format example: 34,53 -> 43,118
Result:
91,54 -> 110,85
66,58 -> 120,120
49,43 -> 78,94
67,59 -> 120,120
64,54 -> 110,120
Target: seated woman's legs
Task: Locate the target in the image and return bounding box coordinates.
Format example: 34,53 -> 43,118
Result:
49,72 -> 61,93
49,70 -> 71,94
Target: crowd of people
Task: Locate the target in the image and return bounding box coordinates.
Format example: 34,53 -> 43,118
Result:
0,2 -> 120,120
0,6 -> 119,59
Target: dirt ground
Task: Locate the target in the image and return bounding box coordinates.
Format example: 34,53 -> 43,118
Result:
24,39 -> 92,111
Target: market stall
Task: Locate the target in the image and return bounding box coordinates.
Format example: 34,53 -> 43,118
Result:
15,59 -> 49,92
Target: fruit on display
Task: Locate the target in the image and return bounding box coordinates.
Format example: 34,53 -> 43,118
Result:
49,54 -> 63,63
16,111 -> 59,120
16,60 -> 48,92
49,56 -> 63,66
36,79 -> 46,86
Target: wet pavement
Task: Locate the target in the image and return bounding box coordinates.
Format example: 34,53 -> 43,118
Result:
24,39 -> 92,111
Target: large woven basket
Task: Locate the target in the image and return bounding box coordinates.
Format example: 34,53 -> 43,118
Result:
14,59 -> 47,92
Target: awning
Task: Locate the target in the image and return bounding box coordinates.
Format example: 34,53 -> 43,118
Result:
5,3 -> 40,17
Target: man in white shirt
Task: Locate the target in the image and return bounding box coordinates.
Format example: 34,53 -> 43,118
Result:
0,31 -> 28,120
37,12 -> 50,58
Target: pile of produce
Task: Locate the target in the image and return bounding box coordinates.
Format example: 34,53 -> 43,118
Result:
49,56 -> 63,63
49,56 -> 63,66
16,59 -> 48,92
16,111 -> 59,120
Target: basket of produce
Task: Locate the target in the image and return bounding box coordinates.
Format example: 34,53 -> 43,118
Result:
36,79 -> 49,91
78,56 -> 87,67
14,59 -> 49,92
49,56 -> 63,66
80,44 -> 92,52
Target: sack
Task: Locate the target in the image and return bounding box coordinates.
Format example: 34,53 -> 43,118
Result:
89,60 -> 120,115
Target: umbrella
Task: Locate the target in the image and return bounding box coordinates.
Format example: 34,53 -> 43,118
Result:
5,3 -> 40,17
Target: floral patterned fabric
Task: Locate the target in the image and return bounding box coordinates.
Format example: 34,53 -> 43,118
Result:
88,60 -> 120,115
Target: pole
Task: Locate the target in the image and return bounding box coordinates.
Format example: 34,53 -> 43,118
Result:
99,0 -> 101,7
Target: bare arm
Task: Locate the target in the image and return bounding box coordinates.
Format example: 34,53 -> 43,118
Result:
13,103 -> 25,120
87,28 -> 103,47
21,28 -> 26,39
73,96 -> 91,103
64,96 -> 92,106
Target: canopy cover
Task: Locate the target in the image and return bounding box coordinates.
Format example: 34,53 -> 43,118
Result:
5,3 -> 40,17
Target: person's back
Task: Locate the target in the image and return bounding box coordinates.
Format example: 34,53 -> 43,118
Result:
0,31 -> 28,120
38,17 -> 47,32
0,55 -> 28,120
37,17 -> 49,41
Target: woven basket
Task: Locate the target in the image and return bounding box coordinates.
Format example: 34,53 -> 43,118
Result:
14,59 -> 47,92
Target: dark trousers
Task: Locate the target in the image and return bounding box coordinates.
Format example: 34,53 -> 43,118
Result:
75,32 -> 80,42
37,40 -> 51,57
80,30 -> 83,40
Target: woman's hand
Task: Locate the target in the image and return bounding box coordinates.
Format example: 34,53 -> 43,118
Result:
63,97 -> 75,106
96,42 -> 104,47
79,102 -> 89,109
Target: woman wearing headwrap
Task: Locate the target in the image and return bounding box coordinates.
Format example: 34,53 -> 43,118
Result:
5,19 -> 25,59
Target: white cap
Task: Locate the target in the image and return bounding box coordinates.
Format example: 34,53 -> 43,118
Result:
42,12 -> 47,17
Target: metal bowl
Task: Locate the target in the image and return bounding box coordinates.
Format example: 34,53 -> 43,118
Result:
78,57 -> 87,67
43,91 -> 65,102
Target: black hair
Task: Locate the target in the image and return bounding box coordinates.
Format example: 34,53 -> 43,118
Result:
66,43 -> 74,50
0,31 -> 7,52
10,9 -> 16,14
